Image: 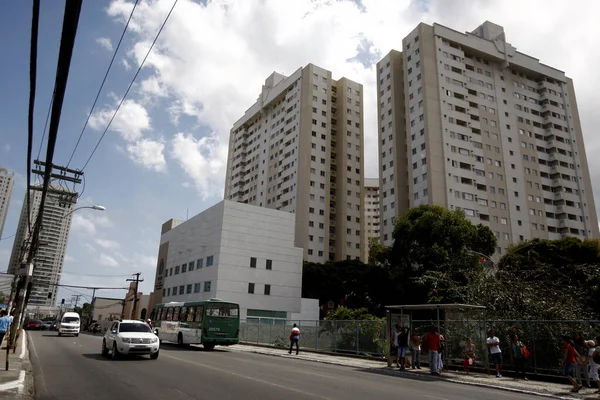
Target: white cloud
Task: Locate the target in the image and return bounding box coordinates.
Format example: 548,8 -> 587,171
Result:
170,133 -> 225,199
95,238 -> 121,249
126,138 -> 167,172
88,99 -> 151,142
99,253 -> 120,267
71,214 -> 96,236
2,144 -> 9,152
64,254 -> 75,262
105,0 -> 600,215
121,58 -> 131,71
96,37 -> 114,51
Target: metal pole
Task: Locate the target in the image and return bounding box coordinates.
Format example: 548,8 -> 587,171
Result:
386,310 -> 391,367
315,320 -> 319,351
355,320 -> 359,355
88,288 -> 96,327
333,320 -> 337,353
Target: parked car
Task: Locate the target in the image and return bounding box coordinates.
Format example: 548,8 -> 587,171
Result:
24,320 -> 43,330
102,319 -> 159,360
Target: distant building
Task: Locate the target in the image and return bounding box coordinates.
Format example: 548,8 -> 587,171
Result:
91,297 -> 124,322
0,168 -> 15,240
122,282 -> 153,321
150,200 -> 319,321
363,178 -> 381,262
224,64 -> 367,263
377,21 -> 599,253
8,184 -> 75,306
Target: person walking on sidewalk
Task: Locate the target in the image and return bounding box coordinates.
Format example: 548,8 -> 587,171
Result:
487,329 -> 503,378
0,310 -> 11,348
582,340 -> 599,394
288,324 -> 300,355
562,335 -> 583,393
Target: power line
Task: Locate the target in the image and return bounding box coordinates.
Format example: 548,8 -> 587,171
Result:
26,0 -> 41,235
31,281 -> 129,290
61,271 -> 131,278
36,92 -> 53,161
80,0 -> 179,172
0,233 -> 17,241
65,0 -> 140,169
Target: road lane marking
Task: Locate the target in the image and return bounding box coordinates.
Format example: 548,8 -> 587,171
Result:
162,353 -> 333,400
27,334 -> 49,396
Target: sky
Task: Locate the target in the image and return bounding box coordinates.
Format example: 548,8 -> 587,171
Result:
1,0 -> 599,304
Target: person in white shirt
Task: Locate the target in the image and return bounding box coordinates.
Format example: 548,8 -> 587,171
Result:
584,340 -> 599,393
487,329 -> 503,378
288,324 -> 300,355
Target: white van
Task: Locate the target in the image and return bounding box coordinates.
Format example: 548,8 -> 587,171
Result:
59,312 -> 81,337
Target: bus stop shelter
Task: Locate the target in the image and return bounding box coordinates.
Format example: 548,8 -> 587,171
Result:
385,304 -> 487,368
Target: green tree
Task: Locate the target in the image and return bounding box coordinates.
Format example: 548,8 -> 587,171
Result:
388,205 -> 497,305
320,306 -> 386,356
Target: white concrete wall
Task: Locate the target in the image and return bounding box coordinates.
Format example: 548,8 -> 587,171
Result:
159,200 -> 304,320
290,298 -> 320,322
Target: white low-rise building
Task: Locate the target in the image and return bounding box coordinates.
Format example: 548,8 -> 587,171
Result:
151,200 -> 318,321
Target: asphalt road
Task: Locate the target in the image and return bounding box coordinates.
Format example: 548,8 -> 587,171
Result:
28,331 -> 543,400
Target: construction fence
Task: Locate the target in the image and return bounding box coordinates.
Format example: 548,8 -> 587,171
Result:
240,318 -> 600,376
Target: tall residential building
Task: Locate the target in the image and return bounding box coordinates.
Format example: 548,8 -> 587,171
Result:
8,185 -> 75,306
225,64 -> 366,263
363,178 -> 380,261
0,168 -> 15,240
378,21 -> 599,254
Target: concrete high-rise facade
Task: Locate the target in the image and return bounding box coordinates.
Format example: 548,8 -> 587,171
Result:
0,168 -> 15,240
225,64 -> 366,263
8,185 -> 74,306
378,21 -> 598,254
363,178 -> 380,261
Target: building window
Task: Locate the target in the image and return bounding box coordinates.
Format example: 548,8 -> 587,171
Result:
266,259 -> 272,270
264,284 -> 271,295
250,257 -> 257,268
175,266 -> 180,275
194,283 -> 201,293
188,261 -> 195,271
197,259 -> 203,268
206,256 -> 214,266
179,285 -> 184,295
162,289 -> 166,297
248,283 -> 255,294
181,263 -> 187,273
186,284 -> 192,294
167,288 -> 170,296
203,281 -> 212,292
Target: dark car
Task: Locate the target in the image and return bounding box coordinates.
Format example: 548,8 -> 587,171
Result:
24,319 -> 43,330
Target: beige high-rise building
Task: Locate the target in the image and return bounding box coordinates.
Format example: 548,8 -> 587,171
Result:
225,64 -> 366,263
363,178 -> 380,261
378,21 -> 599,254
0,168 -> 15,240
8,185 -> 75,306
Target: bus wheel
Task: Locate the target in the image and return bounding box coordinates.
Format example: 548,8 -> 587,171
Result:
203,344 -> 215,351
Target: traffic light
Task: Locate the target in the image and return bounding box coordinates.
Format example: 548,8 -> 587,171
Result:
61,298 -> 65,305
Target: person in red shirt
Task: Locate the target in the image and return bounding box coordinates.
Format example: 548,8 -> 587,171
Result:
423,326 -> 441,375
562,336 -> 582,392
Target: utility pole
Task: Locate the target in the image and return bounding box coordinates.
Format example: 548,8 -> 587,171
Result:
126,273 -> 143,320
88,288 -> 96,326
71,294 -> 82,309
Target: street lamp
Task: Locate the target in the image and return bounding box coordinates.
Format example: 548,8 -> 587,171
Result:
63,204 -> 106,218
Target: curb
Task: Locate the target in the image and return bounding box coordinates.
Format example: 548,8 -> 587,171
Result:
0,331 -> 28,394
234,347 -> 578,400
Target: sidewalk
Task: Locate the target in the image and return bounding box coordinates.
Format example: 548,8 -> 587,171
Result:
0,331 -> 33,399
229,344 -> 597,400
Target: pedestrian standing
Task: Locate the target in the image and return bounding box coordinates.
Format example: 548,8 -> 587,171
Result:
511,334 -> 528,380
463,337 -> 476,375
423,326 -> 441,376
487,329 -> 503,378
562,335 -> 583,393
0,310 -> 11,348
288,324 -> 300,355
410,329 -> 422,369
397,326 -> 410,371
582,340 -> 599,394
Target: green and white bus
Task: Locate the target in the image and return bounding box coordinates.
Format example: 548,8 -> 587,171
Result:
150,298 -> 240,350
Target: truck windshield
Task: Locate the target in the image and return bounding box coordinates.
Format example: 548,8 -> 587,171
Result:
205,303 -> 239,317
63,317 -> 79,323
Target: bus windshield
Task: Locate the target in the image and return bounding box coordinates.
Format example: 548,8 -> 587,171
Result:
205,303 -> 239,318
